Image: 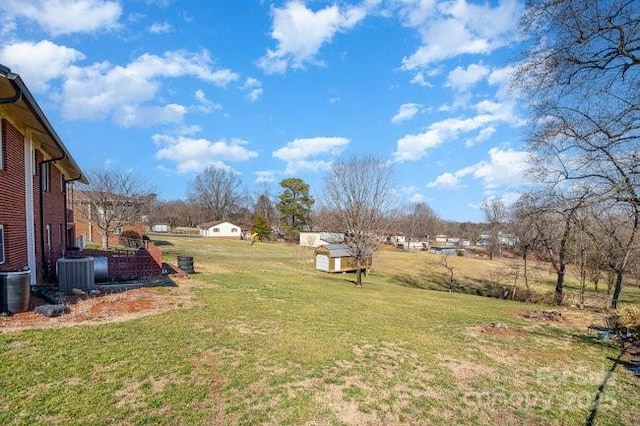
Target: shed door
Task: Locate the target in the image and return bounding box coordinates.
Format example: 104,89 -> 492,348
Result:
316,254 -> 329,271
334,257 -> 342,271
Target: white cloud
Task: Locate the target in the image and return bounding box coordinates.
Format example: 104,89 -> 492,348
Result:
465,126 -> 495,147
193,89 -> 222,114
391,103 -> 422,124
154,134 -> 258,174
393,98 -> 521,162
258,0 -> 372,74
410,72 -> 432,87
1,0 -> 121,35
149,22 -> 172,34
445,63 -> 490,90
114,103 -> 186,127
61,50 -> 239,125
399,0 -> 522,70
273,136 -> 349,174
0,40 -> 85,92
427,147 -> 530,189
473,147 -> 530,189
243,77 -> 263,102
255,170 -> 277,184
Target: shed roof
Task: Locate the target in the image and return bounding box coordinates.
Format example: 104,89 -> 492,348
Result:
317,243 -> 354,258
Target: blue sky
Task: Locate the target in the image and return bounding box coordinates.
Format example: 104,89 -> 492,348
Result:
1,0 -> 532,222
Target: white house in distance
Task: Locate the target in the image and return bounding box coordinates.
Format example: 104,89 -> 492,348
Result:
199,220 -> 243,238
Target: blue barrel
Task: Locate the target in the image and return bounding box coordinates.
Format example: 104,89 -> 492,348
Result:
0,270 -> 31,314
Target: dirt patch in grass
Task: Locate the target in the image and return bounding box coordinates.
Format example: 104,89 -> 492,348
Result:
469,323 -> 530,339
518,308 -> 607,329
0,280 -> 195,332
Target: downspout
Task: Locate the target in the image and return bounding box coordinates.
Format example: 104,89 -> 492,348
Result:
39,150 -> 66,282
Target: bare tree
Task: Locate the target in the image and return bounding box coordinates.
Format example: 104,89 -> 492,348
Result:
148,200 -> 202,229
398,202 -> 439,249
254,191 -> 278,228
517,0 -> 640,308
321,156 -> 396,287
482,198 -> 507,260
511,195 -> 541,294
529,189 -> 592,305
76,168 -> 151,249
188,166 -> 243,221
440,254 -> 455,292
590,201 -> 639,308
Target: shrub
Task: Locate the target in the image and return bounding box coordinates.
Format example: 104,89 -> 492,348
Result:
119,230 -> 142,248
618,305 -> 640,332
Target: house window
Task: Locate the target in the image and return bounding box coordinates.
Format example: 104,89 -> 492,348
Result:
42,162 -> 50,192
113,226 -> 123,235
231,228 -> 238,233
0,224 -> 5,264
212,228 -> 220,233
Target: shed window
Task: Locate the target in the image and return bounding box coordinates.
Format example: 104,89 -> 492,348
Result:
0,224 -> 5,264
212,228 -> 220,233
231,228 -> 238,233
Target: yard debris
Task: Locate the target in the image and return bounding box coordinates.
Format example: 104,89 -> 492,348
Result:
523,310 -> 563,321
71,288 -> 87,296
491,321 -> 508,329
35,304 -> 70,318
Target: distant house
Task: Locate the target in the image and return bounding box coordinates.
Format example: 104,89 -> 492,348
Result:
387,235 -> 406,245
151,223 -> 170,233
430,246 -> 462,256
399,241 -> 429,251
435,234 -> 448,243
314,243 -> 372,273
299,232 -> 344,248
0,64 -> 87,284
199,220 -> 243,238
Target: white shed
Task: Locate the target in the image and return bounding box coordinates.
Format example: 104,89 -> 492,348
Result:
199,220 -> 243,238
151,223 -> 170,233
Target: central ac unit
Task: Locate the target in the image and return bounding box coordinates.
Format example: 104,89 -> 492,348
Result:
57,257 -> 95,293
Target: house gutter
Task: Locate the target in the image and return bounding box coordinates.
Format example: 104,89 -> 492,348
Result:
0,64 -> 21,104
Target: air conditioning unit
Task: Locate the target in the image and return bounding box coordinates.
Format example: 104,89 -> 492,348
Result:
57,257 -> 95,293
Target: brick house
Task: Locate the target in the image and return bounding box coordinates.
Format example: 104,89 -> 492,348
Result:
0,64 -> 87,285
70,189 -> 146,248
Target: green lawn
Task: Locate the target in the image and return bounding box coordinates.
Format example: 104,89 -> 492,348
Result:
1,236 -> 638,425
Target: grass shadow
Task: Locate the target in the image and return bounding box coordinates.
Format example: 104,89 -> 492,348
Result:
151,240 -> 174,246
585,351 -> 626,426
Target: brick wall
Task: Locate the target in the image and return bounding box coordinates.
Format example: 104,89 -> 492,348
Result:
67,241 -> 163,281
41,156 -> 66,281
0,119 -> 28,272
